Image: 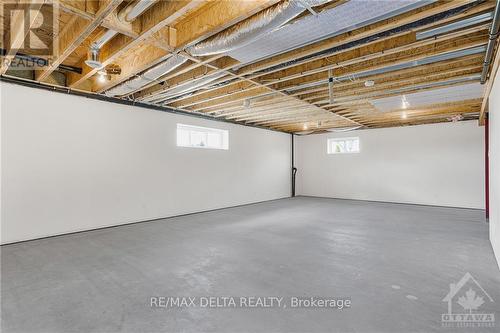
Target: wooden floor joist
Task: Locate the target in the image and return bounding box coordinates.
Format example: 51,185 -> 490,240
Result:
1,0 -> 498,132
163,0 -> 490,106
36,0 -> 124,82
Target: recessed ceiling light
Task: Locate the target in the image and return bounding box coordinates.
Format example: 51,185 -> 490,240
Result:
364,80 -> 375,87
401,112 -> 408,119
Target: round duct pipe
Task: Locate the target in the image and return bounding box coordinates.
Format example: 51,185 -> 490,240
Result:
118,0 -> 157,22
85,45 -> 103,69
85,0 -> 157,69
186,0 -> 330,57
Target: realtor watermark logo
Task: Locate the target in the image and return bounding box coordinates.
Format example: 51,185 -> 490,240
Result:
441,272 -> 495,328
1,0 -> 58,70
150,296 -> 351,310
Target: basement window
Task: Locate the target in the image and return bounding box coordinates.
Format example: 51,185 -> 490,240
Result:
327,137 -> 359,154
177,124 -> 229,150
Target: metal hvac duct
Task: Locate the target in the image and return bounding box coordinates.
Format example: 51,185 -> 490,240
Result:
118,0 -> 157,22
326,126 -> 362,132
185,0 -> 330,57
108,0 -> 327,98
142,71 -> 228,104
480,0 -> 500,84
331,75 -> 482,104
416,12 -> 494,40
105,55 -> 187,97
285,46 -> 487,93
84,29 -> 122,69
86,0 -> 157,69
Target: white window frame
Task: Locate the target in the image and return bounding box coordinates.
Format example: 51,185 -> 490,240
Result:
176,123 -> 229,150
327,137 -> 360,154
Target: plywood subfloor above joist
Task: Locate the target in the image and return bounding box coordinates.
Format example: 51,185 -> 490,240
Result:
1,0 -> 498,133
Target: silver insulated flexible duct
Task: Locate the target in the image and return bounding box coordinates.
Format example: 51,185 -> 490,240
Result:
119,0 -> 157,22
86,0 -> 157,69
105,0 -> 328,97
185,0 -> 330,57
105,55 -> 187,97
142,71 -> 228,103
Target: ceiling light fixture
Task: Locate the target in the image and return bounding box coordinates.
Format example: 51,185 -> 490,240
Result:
401,111 -> 408,119
303,124 -> 308,130
401,95 -> 410,109
97,71 -> 107,83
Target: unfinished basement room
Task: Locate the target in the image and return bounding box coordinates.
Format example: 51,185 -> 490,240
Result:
1,0 -> 500,332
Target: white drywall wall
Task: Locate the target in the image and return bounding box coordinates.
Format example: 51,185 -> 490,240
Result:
488,66 -> 500,269
296,121 -> 484,209
0,82 -> 291,244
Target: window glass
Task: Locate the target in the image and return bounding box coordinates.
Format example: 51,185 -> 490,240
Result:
177,124 -> 228,150
327,137 -> 359,154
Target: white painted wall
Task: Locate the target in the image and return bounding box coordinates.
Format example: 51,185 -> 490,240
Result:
0,82 -> 291,244
488,67 -> 500,269
296,121 -> 484,209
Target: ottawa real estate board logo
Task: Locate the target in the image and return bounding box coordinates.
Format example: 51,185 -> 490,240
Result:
1,0 -> 58,70
441,272 -> 495,328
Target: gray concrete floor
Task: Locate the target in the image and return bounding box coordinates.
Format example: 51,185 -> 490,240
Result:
1,197 -> 499,332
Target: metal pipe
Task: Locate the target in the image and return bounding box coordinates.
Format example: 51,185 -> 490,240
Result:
86,0 -> 157,69
291,134 -> 297,197
92,0 -> 157,50
94,29 -> 120,49
105,54 -> 187,97
186,0 -> 330,57
480,0 -> 500,84
254,2 -> 478,76
118,0 -> 157,22
285,46 -> 487,93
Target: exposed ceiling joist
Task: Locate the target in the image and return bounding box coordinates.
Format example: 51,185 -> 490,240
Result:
36,0 -> 123,82
68,0 -> 205,89
2,0 -> 497,132
93,0 -> 280,93
162,2 -> 494,109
